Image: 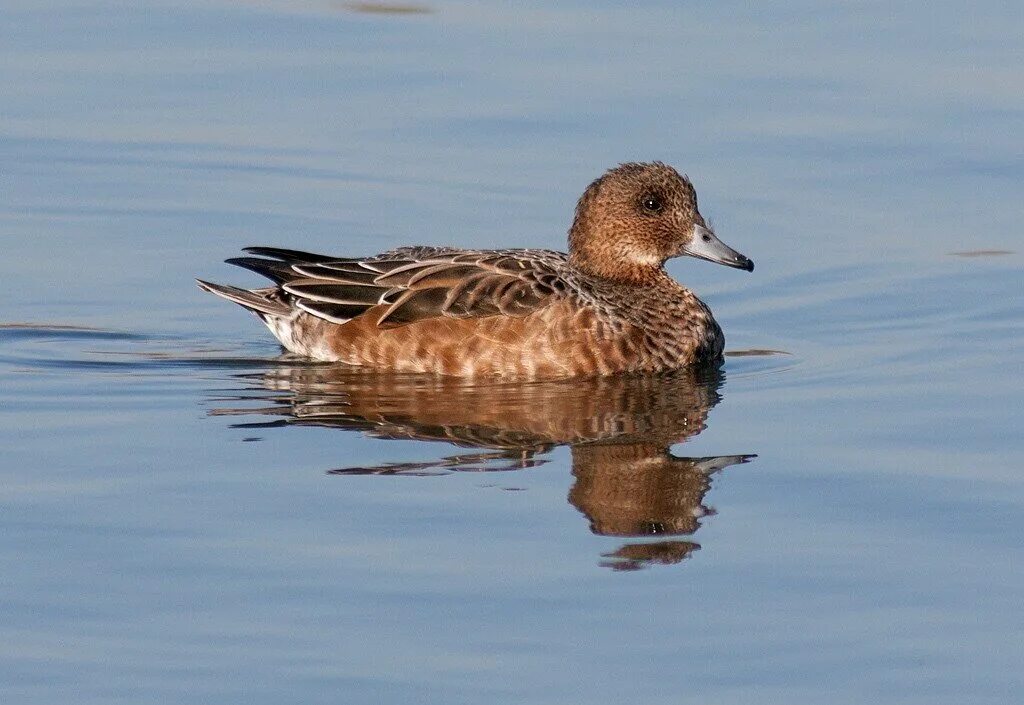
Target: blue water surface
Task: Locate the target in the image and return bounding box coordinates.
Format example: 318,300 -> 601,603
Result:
1,1 -> 1022,703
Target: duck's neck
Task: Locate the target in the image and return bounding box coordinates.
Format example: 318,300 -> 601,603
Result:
568,249 -> 667,284
567,214 -> 668,283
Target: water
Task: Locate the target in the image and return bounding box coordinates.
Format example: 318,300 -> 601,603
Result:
2,1 -> 1023,703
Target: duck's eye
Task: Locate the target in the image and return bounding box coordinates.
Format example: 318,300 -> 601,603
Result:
641,195 -> 663,213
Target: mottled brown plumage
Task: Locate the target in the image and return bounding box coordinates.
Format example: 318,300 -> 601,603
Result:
198,162 -> 753,377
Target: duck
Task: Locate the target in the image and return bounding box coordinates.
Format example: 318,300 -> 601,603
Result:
197,162 -> 753,378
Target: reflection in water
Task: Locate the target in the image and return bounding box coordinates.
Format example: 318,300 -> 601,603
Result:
341,2 -> 432,14
211,364 -> 754,570
947,249 -> 1015,257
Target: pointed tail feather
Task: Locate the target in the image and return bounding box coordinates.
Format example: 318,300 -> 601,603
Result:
241,246 -> 339,263
224,257 -> 297,284
196,279 -> 290,318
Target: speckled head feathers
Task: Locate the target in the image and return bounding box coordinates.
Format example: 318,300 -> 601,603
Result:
568,162 -> 707,281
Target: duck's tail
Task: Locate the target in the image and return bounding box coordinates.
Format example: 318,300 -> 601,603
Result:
196,279 -> 291,321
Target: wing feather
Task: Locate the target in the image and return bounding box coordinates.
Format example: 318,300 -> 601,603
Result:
292,264 -> 381,285
241,246 -> 339,264
223,246 -> 570,328
224,257 -> 296,284
295,300 -> 370,324
377,287 -> 451,327
282,282 -> 393,306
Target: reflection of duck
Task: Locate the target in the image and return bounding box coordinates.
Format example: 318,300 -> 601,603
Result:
212,363 -> 754,569
198,162 -> 753,377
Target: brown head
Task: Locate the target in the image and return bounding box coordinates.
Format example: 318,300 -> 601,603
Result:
568,162 -> 753,282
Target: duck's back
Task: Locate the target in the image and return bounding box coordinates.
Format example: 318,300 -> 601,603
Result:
197,246 -> 721,377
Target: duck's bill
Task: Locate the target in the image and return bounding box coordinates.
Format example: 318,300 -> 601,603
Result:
683,225 -> 754,272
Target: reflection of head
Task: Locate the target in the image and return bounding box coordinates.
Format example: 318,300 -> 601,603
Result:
570,447 -> 734,537
212,362 -> 753,569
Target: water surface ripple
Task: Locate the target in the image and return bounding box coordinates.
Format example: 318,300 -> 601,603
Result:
2,1 -> 1023,704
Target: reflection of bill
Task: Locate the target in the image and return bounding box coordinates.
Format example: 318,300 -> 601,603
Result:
211,363 -> 755,570
572,451 -> 752,570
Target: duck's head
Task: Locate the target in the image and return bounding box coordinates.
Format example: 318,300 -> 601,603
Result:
568,162 -> 753,282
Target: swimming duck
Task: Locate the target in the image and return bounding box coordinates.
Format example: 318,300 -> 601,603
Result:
197,162 -> 753,377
